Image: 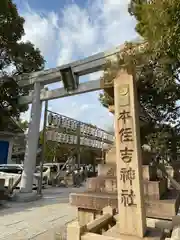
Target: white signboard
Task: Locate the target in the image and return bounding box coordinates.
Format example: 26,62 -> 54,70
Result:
47,112 -> 114,143
46,131 -> 111,149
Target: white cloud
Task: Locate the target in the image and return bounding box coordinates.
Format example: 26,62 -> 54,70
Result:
57,4 -> 99,65
57,0 -> 136,65
21,9 -> 59,62
19,0 -> 137,130
21,105 -> 31,122
88,71 -> 104,81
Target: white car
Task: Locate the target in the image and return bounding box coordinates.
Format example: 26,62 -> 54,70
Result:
35,163 -> 64,185
34,165 -> 50,185
0,164 -> 46,189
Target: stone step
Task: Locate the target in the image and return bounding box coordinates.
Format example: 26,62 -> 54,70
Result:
102,225 -> 163,240
70,189 -> 180,220
98,164 -> 157,181
86,176 -> 167,200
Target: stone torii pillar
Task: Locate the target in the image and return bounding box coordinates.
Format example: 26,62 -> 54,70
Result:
20,82 -> 42,193
114,70 -> 146,238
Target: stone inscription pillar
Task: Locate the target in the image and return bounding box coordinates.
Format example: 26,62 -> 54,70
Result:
20,82 -> 41,193
114,70 -> 146,237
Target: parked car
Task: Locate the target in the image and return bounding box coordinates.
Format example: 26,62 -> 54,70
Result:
0,164 -> 46,189
35,163 -> 64,185
34,165 -> 50,185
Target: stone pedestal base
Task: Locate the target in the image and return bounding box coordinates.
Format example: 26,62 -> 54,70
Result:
103,225 -> 164,240
70,190 -> 180,220
12,191 -> 42,202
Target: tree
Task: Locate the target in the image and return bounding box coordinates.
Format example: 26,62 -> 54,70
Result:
99,0 -> 180,160
129,0 -> 180,74
17,119 -> 29,131
0,0 -> 45,128
39,130 -> 59,162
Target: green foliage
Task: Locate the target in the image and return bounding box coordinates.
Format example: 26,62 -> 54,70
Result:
39,131 -> 58,162
129,0 -> 180,66
101,41 -> 180,123
99,0 -> 180,159
0,0 -> 45,127
99,91 -> 114,108
129,0 -> 180,157
17,119 -> 28,131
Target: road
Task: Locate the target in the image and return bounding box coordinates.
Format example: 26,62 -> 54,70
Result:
0,186 -> 85,240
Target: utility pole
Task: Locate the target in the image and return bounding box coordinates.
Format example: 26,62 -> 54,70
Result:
77,123 -> 81,168
102,140 -> 106,164
101,145 -> 105,164
38,100 -> 48,195
92,151 -> 96,175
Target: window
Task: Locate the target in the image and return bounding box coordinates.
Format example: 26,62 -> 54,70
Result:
0,166 -> 23,174
35,167 -> 48,173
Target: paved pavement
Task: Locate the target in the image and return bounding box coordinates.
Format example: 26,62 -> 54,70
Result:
0,186 -> 85,240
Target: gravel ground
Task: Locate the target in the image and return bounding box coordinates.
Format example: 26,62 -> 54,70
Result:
55,225 -> 68,240
0,186 -> 85,240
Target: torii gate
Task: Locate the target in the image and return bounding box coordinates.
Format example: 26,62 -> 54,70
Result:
16,41 -> 147,194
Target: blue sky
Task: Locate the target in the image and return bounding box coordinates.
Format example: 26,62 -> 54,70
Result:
14,0 -> 138,131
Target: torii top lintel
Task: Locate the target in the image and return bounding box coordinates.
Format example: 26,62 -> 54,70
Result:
17,39 -> 145,105
16,44 -> 127,88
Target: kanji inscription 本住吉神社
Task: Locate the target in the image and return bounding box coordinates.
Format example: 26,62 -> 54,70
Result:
114,70 -> 146,237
